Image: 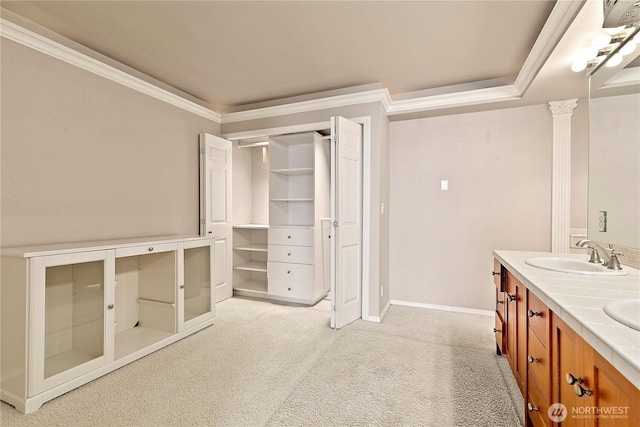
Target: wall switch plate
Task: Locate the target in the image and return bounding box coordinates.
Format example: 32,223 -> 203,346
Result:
598,211 -> 607,232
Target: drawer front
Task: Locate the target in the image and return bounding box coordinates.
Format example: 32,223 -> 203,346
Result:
493,259 -> 503,289
528,291 -> 549,346
496,288 -> 506,321
269,227 -> 314,246
268,279 -> 314,300
527,372 -> 549,427
268,245 -> 314,264
115,242 -> 178,258
527,330 -> 549,401
267,261 -> 314,282
494,312 -> 504,354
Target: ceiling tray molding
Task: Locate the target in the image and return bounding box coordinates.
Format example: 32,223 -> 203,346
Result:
0,17 -> 221,123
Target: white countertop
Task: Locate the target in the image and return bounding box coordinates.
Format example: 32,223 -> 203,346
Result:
493,250 -> 640,389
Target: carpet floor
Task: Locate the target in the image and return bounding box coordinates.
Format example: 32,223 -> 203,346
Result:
0,297 -> 523,426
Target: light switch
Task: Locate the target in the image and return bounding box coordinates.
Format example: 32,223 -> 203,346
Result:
598,211 -> 607,232
440,180 -> 448,191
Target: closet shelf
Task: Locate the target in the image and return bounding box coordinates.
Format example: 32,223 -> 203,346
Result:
270,168 -> 313,176
234,243 -> 268,252
270,198 -> 313,202
233,224 -> 268,230
234,261 -> 267,272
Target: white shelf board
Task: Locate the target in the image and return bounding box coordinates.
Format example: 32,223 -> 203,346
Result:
234,261 -> 267,272
45,350 -> 98,379
115,326 -> 173,360
233,224 -> 269,230
270,198 -> 313,202
234,280 -> 268,293
234,243 -> 268,252
270,167 -> 313,176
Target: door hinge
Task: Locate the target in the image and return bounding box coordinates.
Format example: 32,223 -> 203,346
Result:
333,221 -> 338,227
200,219 -> 206,224
200,148 -> 206,154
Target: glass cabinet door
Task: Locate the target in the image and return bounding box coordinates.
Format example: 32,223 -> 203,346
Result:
31,251 -> 112,395
179,240 -> 214,330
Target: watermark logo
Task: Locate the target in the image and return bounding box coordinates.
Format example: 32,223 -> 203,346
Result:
548,403 -> 568,422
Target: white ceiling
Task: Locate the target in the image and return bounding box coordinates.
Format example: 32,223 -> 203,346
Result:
1,1 -> 607,117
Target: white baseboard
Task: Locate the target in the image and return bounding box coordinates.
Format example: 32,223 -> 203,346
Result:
390,300 -> 494,317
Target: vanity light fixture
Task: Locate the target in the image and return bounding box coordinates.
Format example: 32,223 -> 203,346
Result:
571,26 -> 638,72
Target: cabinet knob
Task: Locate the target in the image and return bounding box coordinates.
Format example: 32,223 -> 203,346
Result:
496,299 -> 504,305
493,328 -> 501,333
288,252 -> 292,256
107,304 -> 115,310
287,235 -> 291,239
287,270 -> 291,274
148,247 -> 154,252
507,293 -> 516,302
287,287 -> 292,291
574,383 -> 592,397
527,403 -> 539,412
180,285 -> 185,289
528,355 -> 539,364
208,231 -> 212,234
492,271 -> 500,276
528,309 -> 541,317
566,372 -> 583,385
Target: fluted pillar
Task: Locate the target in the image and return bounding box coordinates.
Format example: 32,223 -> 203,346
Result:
549,99 -> 578,253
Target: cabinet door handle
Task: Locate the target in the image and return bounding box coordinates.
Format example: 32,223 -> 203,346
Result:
566,372 -> 583,385
493,328 -> 501,333
148,247 -> 154,252
574,383 -> 592,397
528,355 -> 539,364
287,270 -> 291,274
496,299 -> 504,305
287,235 -> 291,239
288,252 -> 292,256
107,304 -> 115,310
527,403 -> 539,412
180,285 -> 185,289
492,271 -> 500,276
507,293 -> 516,302
528,309 -> 541,317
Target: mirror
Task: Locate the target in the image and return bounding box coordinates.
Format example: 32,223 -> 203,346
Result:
588,27 -> 640,250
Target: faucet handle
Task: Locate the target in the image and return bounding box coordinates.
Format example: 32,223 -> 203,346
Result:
607,245 -> 624,270
588,247 -> 602,264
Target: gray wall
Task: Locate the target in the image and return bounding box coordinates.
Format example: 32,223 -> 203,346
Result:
389,105 -> 554,311
1,39 -> 219,247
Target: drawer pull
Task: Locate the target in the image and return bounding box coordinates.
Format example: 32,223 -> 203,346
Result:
496,299 -> 504,305
507,293 -> 516,302
528,309 -> 541,317
288,235 -> 291,239
566,372 -> 583,385
574,383 -> 592,397
288,252 -> 292,256
528,355 -> 539,364
287,270 -> 291,274
148,247 -> 154,252
107,304 -> 115,310
493,328 -> 501,333
492,271 -> 500,276
527,403 -> 539,412
287,287 -> 291,291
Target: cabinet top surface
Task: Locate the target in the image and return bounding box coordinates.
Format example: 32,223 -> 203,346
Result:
493,250 -> 640,389
1,235 -> 212,258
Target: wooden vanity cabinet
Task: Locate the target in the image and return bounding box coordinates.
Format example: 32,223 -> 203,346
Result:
505,270 -> 527,396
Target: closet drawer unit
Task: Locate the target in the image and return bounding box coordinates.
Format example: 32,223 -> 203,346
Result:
268,227 -> 313,246
527,291 -> 549,346
268,245 -> 313,264
527,330 -> 549,401
268,279 -> 313,300
267,261 -> 314,282
527,372 -> 549,427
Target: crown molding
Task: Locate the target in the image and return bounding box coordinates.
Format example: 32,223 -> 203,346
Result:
0,17 -> 221,123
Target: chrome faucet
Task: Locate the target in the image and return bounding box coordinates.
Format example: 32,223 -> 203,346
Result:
575,239 -> 623,270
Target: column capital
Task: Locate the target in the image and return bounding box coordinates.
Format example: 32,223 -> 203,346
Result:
549,99 -> 579,116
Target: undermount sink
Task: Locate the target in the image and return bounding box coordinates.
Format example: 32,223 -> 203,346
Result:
604,299 -> 640,331
525,257 -> 629,276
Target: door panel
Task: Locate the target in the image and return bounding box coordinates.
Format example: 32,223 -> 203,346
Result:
200,133 -> 233,302
331,116 -> 363,329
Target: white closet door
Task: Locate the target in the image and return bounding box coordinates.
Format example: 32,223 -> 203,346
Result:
330,116 -> 363,329
199,133 -> 233,302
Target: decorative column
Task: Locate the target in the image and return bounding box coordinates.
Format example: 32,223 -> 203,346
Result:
549,99 -> 578,253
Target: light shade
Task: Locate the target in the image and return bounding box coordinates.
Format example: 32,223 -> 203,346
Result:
571,59 -> 587,72
592,33 -> 612,49
605,54 -> 623,68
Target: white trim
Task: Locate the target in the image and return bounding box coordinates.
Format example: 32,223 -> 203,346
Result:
390,300 -> 494,317
0,17 -> 221,123
222,121 -> 331,141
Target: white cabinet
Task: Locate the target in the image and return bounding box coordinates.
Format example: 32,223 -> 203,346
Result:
1,236 -> 215,414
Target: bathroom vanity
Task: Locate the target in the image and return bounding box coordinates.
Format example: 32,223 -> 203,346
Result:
493,250 -> 640,427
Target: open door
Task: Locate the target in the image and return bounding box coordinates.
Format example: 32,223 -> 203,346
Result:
199,133 -> 233,302
330,116 -> 363,329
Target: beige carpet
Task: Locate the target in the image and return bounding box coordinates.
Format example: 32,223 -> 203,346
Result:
0,297 -> 523,426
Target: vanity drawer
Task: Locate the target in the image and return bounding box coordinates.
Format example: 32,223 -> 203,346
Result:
267,261 -> 314,282
527,372 -> 549,427
494,312 -> 504,355
268,245 -> 314,264
493,259 -> 504,290
268,279 -> 313,300
269,227 -> 314,246
527,330 -> 550,401
528,291 -> 549,346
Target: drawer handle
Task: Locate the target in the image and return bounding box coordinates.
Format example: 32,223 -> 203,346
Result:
492,271 -> 500,276
574,383 -> 592,397
288,252 -> 292,256
288,235 -> 291,239
527,403 -> 539,412
528,355 -> 539,364
287,270 -> 291,274
180,285 -> 185,289
507,293 -> 516,302
496,299 -> 504,305
493,328 -> 501,333
287,287 -> 292,291
528,309 -> 541,317
107,304 -> 115,310
148,247 -> 154,252
566,372 -> 583,385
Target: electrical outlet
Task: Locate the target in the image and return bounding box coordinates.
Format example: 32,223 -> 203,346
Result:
599,211 -> 607,232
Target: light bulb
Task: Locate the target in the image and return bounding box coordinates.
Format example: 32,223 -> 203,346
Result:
620,40 -> 637,56
592,33 -> 612,49
571,59 -> 587,72
605,53 -> 623,67
582,47 -> 599,60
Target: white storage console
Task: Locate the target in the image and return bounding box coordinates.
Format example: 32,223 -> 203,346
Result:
1,236 -> 216,414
